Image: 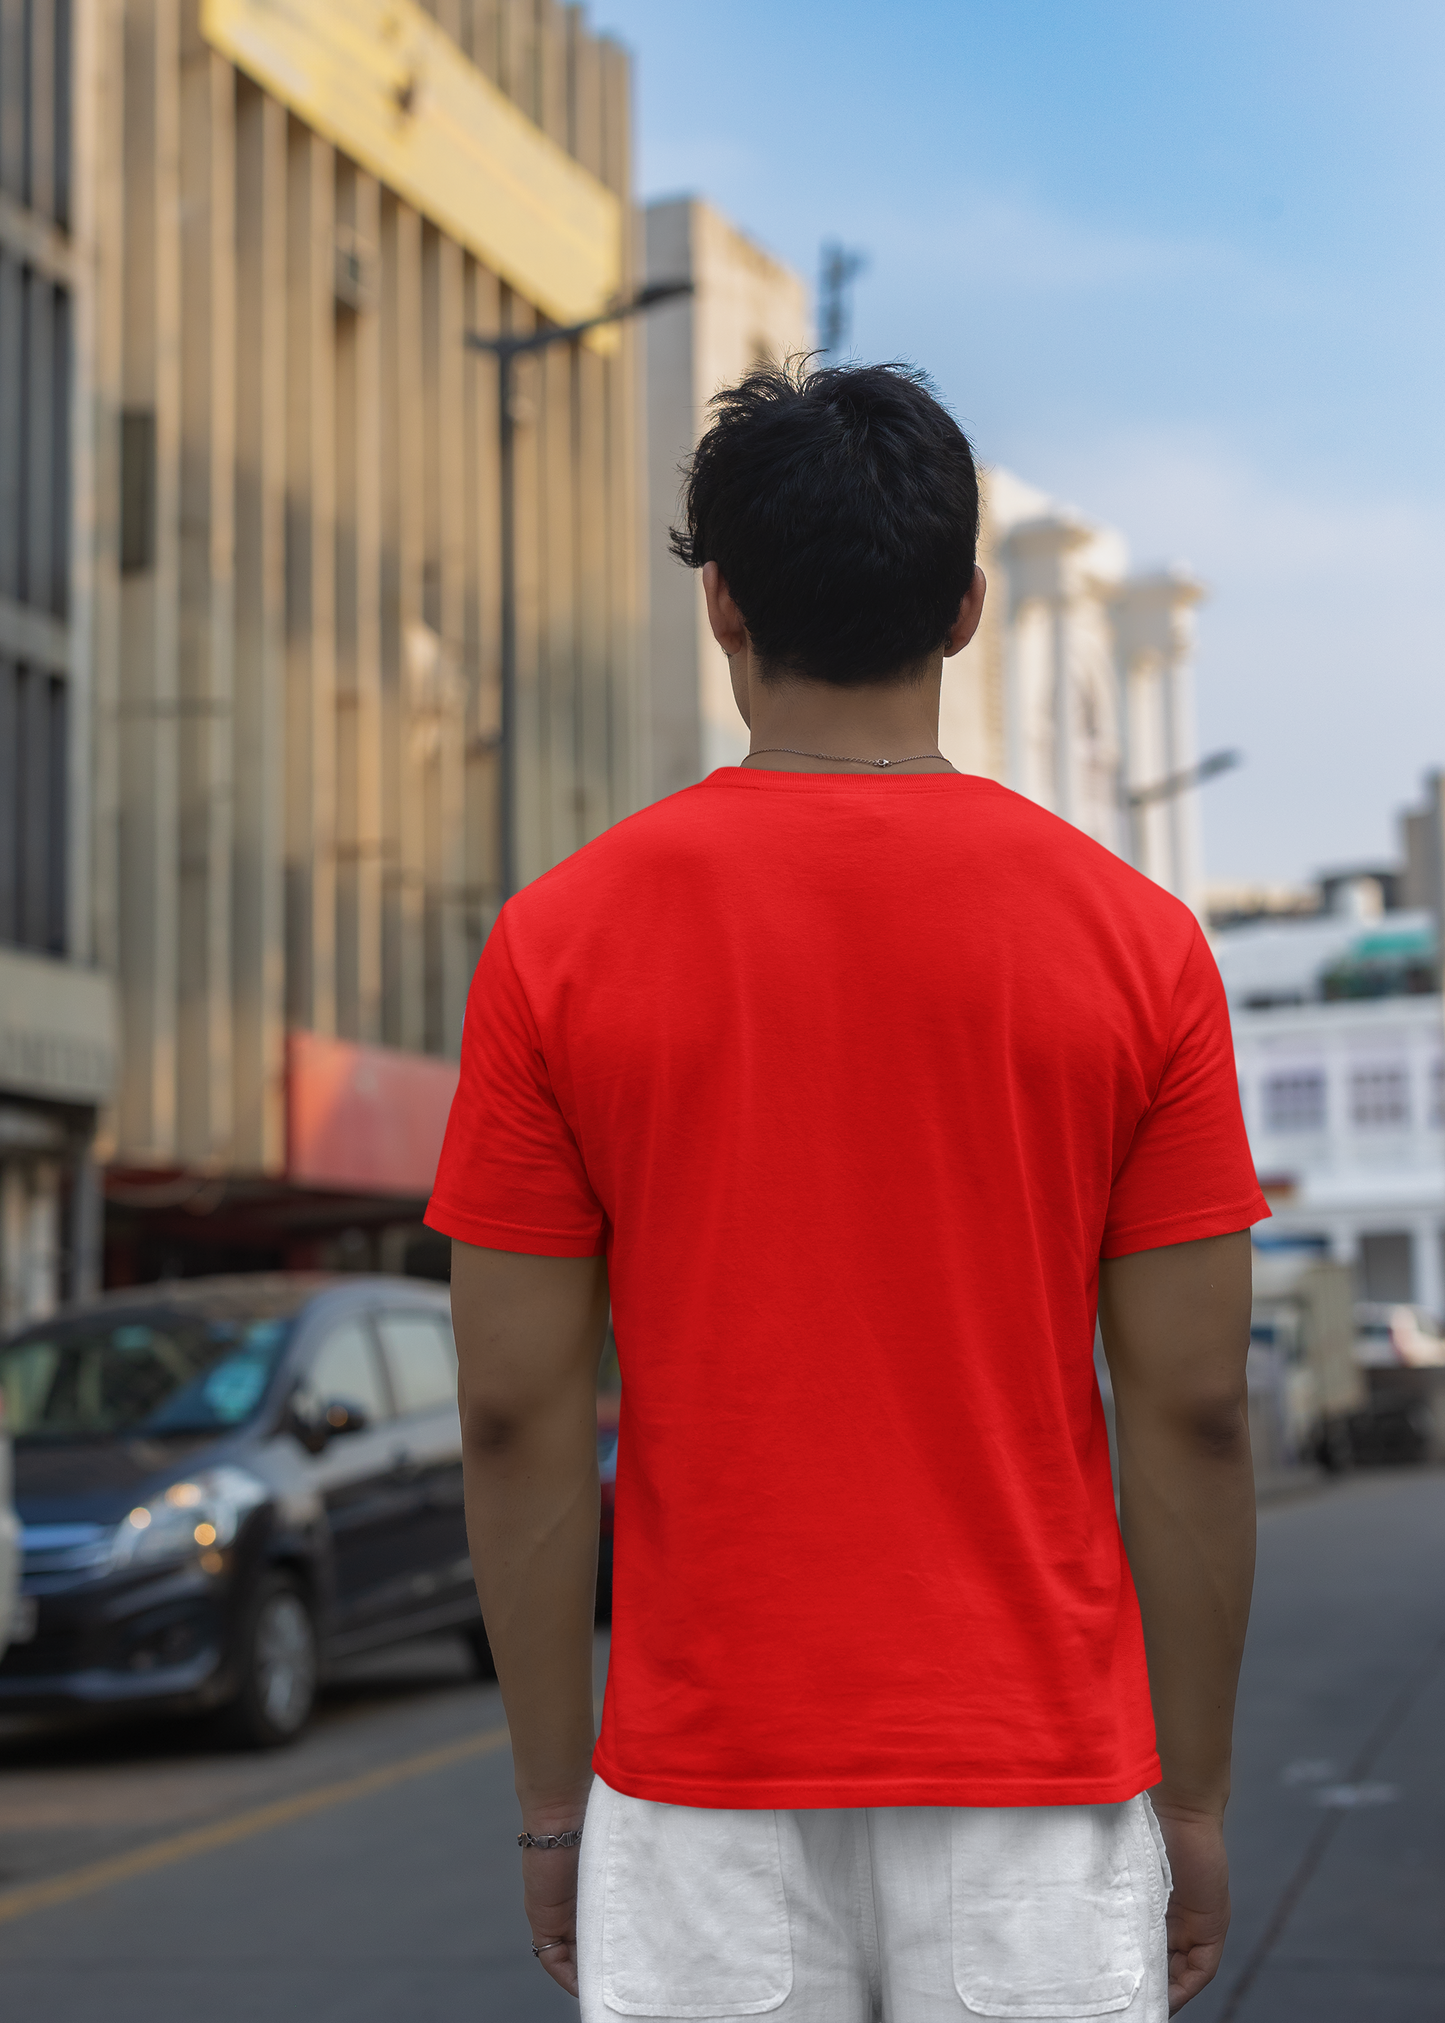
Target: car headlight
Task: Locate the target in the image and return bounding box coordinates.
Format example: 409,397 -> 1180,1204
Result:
111,1466 -> 268,1571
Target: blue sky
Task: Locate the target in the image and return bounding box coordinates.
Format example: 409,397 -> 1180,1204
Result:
593,0 -> 1445,887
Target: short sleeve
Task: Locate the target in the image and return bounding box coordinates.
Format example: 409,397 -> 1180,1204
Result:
1102,923 -> 1270,1260
424,916 -> 606,1257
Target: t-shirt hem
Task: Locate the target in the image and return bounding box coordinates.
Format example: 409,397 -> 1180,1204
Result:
423,1197 -> 605,1258
1101,1192 -> 1271,1260
590,1745 -> 1163,1811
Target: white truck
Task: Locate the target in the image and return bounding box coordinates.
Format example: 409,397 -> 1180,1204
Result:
1248,1251 -> 1365,1472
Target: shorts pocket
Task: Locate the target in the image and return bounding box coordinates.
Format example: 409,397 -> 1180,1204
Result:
1140,1797 -> 1172,1926
951,1805 -> 1145,2019
601,1798 -> 793,2018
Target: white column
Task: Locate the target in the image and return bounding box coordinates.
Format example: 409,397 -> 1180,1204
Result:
1052,597 -> 1074,825
1412,1215 -> 1443,1321
1108,569 -> 1205,906
0,1163 -> 23,1335
998,515 -> 1094,817
1162,639 -> 1204,910
1003,609 -> 1026,793
25,1162 -> 61,1322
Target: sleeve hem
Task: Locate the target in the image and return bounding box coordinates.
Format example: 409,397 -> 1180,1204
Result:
1101,1192 -> 1271,1261
423,1197 -> 605,1259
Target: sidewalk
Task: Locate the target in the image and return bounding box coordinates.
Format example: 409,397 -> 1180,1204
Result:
1194,1467 -> 1445,2022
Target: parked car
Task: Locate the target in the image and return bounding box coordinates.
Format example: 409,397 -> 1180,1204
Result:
0,1390 -> 20,1662
0,1275 -> 492,1746
1353,1302 -> 1445,1368
1350,1303 -> 1445,1464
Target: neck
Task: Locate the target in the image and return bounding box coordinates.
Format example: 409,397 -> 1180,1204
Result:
737,657 -> 951,774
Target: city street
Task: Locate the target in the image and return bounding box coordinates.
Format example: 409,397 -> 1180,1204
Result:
0,1469 -> 1440,2023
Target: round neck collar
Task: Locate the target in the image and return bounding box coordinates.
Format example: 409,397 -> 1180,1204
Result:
703,766 -> 976,791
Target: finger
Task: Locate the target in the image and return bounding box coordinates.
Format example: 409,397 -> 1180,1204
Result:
538,1943 -> 578,1998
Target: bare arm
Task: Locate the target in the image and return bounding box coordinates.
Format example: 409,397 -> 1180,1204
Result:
1098,1229 -> 1256,2015
451,1239 -> 610,1999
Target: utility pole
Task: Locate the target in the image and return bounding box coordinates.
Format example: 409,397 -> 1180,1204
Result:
818,243 -> 867,357
1125,748 -> 1242,812
466,280 -> 693,904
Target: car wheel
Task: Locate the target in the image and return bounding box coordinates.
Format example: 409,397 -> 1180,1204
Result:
461,1618 -> 496,1679
221,1572 -> 319,1749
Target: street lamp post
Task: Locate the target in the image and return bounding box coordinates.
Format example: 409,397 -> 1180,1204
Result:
1124,747 -> 1242,812
465,279 -> 693,904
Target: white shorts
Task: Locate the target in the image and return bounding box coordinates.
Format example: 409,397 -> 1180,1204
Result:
577,1775 -> 1171,2023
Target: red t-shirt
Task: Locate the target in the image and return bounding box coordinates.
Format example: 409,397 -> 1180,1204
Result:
426,770 -> 1268,1808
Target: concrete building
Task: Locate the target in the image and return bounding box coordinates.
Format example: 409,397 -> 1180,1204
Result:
1218,862 -> 1444,1320
643,208 -> 1206,905
1,0 -> 118,1324
644,198 -> 812,790
981,473 -> 1206,907
4,0 -> 646,1293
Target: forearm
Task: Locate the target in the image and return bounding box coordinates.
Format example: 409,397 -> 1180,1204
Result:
462,1399 -> 600,1824
1117,1399 -> 1255,1819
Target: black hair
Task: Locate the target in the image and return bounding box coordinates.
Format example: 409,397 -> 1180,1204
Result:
669,357 -> 979,687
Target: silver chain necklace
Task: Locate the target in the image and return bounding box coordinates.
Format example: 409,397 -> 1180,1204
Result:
745,748 -> 953,770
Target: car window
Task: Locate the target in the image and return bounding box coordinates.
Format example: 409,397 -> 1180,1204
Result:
0,1312 -> 292,1442
297,1319 -> 390,1425
375,1312 -> 457,1417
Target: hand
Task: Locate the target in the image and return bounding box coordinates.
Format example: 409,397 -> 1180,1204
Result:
1153,1806 -> 1231,2013
523,1841 -> 582,1998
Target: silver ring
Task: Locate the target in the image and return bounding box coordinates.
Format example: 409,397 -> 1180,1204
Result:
531,1940 -> 564,1958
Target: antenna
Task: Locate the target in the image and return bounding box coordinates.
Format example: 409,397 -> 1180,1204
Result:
818,242 -> 867,357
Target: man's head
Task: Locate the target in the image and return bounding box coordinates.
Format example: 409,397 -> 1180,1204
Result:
671,358 -> 980,689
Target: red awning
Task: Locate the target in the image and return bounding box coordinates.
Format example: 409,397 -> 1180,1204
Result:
287,1031 -> 458,1197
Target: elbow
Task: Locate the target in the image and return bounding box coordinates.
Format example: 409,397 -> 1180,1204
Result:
1178,1391 -> 1251,1464
460,1396 -> 526,1460
1117,1380 -> 1252,1466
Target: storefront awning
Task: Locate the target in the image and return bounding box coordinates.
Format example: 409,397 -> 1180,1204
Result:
287,1031 -> 457,1197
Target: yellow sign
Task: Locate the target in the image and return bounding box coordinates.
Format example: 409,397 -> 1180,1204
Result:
202,0 -> 623,331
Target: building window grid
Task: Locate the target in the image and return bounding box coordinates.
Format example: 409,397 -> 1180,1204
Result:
1262,1069 -> 1327,1134
1350,1063 -> 1411,1131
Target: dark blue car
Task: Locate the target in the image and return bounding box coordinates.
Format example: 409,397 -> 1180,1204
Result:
0,1275 -> 492,1746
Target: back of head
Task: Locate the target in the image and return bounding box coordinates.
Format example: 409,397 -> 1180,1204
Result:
670,357 -> 979,687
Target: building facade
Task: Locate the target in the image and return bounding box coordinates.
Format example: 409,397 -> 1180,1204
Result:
6,0 -> 646,1291
1218,874 -> 1444,1319
1,0 -> 118,1325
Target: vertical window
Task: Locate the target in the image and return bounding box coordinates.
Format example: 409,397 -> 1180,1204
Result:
298,1320 -> 391,1426
0,0 -> 72,955
375,1312 -> 458,1417
1351,1065 -> 1410,1130
1263,1071 -> 1327,1133
0,661 -> 66,953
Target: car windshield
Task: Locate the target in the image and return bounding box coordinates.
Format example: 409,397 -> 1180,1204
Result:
0,1308 -> 294,1443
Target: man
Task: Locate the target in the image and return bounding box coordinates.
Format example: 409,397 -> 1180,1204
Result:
426,361 -> 1265,2022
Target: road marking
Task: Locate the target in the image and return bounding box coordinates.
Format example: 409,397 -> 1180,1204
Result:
1314,1780 -> 1399,1808
0,1720 -> 511,1927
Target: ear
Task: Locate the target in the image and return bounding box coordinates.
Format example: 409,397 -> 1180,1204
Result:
701,561 -> 749,656
942,567 -> 987,659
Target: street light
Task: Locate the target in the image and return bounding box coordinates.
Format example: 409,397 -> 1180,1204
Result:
465,279 -> 694,902
1125,747 -> 1242,811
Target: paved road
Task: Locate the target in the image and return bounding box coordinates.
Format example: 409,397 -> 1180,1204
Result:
0,1469 -> 1440,2022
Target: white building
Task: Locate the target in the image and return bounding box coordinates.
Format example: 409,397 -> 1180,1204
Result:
1217,886 -> 1443,1319
644,199 -> 1207,907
